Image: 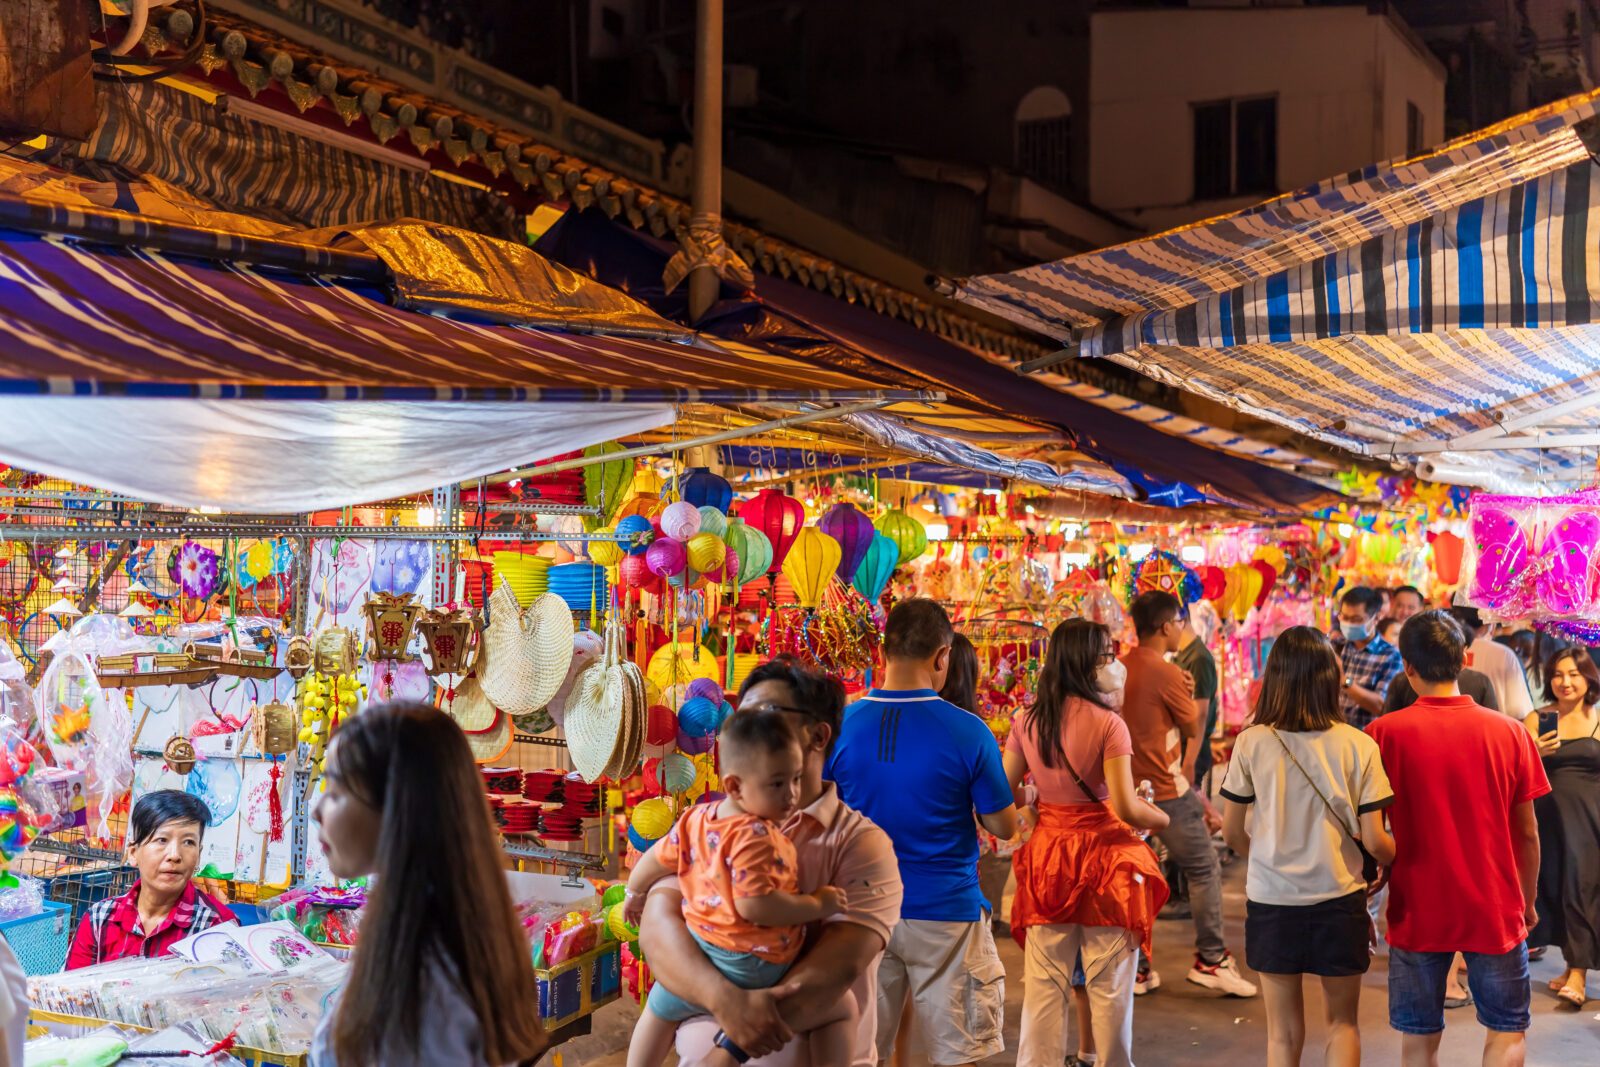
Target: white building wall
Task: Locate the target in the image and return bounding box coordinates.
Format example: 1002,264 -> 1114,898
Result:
1089,6 -> 1445,233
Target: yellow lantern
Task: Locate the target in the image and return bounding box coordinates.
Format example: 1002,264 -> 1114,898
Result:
589,528 -> 624,568
781,528 -> 842,610
685,532 -> 727,575
646,643 -> 720,690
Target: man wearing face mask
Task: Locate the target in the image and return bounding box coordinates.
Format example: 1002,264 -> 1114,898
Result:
1335,586 -> 1404,729
1122,591 -> 1257,997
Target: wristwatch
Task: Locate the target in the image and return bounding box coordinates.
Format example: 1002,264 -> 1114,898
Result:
713,1029 -> 752,1064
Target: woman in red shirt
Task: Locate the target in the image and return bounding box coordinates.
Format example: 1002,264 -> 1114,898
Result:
66,790 -> 234,969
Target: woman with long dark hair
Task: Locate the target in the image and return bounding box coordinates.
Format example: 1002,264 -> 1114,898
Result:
939,632 -> 979,713
1004,619 -> 1169,1067
1529,647 -> 1600,1007
1220,626 -> 1395,1067
309,702 -> 548,1067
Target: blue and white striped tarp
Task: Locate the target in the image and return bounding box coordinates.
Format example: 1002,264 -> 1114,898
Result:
956,87 -> 1600,483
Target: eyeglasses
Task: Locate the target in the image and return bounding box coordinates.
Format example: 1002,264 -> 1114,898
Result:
739,701 -> 813,718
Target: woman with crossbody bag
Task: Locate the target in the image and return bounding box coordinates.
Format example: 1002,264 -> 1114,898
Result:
1219,626 -> 1397,1067
1003,619 -> 1170,1067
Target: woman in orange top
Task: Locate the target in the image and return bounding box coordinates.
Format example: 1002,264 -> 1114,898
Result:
1004,619 -> 1171,1067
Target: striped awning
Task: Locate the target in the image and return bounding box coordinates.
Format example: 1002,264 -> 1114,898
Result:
955,88 -> 1600,489
0,228 -> 909,403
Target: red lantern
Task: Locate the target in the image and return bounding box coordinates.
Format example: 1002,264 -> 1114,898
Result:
619,554 -> 662,594
738,489 -> 805,576
1199,565 -> 1227,602
1249,559 -> 1278,609
1431,530 -> 1465,586
645,704 -> 677,747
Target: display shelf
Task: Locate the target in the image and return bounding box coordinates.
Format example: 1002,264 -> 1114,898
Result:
28,1009 -> 308,1066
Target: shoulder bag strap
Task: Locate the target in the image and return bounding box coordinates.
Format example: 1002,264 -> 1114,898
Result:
1058,752 -> 1105,806
1268,726 -> 1359,841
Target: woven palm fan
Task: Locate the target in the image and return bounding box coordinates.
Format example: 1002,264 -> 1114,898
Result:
462,710 -> 513,765
443,671 -> 500,732
565,618 -> 629,782
480,580 -> 573,716
604,655 -> 646,781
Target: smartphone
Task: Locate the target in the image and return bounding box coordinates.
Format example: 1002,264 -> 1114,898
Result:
1538,709 -> 1559,737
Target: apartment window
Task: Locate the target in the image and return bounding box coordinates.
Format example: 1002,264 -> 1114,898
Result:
1193,96 -> 1278,201
1015,85 -> 1073,192
1407,101 -> 1425,155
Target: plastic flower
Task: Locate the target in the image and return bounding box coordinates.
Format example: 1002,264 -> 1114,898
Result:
173,540 -> 220,599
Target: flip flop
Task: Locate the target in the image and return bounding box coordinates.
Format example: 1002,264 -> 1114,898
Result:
1444,993 -> 1473,1009
1557,985 -> 1587,1008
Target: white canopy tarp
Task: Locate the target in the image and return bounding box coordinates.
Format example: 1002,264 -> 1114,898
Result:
0,397 -> 675,511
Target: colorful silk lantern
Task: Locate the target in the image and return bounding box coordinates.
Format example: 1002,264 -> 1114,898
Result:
1431,530 -> 1464,586
680,467 -> 733,514
660,501 -> 702,541
583,444 -> 634,525
818,503 -> 875,584
724,521 -> 773,587
781,528 -> 842,610
645,538 -> 687,578
874,509 -> 928,566
696,507 -> 728,540
853,532 -> 899,603
685,532 -> 726,575
615,514 -> 654,556
740,489 -> 805,575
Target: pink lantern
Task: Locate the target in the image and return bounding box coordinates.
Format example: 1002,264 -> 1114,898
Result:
738,489 -> 805,576
660,501 -> 702,541
645,537 -> 688,578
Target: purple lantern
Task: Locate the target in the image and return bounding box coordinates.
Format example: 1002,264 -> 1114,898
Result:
645,537 -> 688,578
818,502 -> 875,584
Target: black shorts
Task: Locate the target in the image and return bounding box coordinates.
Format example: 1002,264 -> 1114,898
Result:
1245,890 -> 1371,977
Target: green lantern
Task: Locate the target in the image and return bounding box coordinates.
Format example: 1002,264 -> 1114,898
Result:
583,443 -> 634,526
724,519 -> 773,587
874,509 -> 928,566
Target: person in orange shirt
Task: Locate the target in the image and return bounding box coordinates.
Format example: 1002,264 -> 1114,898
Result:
1121,590 -> 1257,998
626,709 -> 852,1067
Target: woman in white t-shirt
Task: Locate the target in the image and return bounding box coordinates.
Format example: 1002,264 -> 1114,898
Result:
1220,626 -> 1396,1067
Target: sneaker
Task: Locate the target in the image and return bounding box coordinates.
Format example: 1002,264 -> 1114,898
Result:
1133,964 -> 1160,996
1186,952 -> 1258,997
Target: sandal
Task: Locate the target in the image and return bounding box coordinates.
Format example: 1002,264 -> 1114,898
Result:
1443,992 -> 1473,1009
1557,984 -> 1587,1008
1550,977 -> 1569,993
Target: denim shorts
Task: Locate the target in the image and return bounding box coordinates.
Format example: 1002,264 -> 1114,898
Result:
646,933 -> 792,1022
1388,944 -> 1530,1034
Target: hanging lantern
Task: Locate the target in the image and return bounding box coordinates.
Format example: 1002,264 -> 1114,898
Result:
853,532 -> 899,603
645,538 -> 688,578
680,467 -> 733,514
615,492 -> 663,524
588,528 -> 625,569
1431,530 -> 1465,586
781,528 -> 842,610
583,444 -> 634,525
724,521 -> 773,587
818,503 -> 875,584
615,514 -> 654,556
660,501 -> 702,541
685,532 -> 727,575
619,553 -> 662,594
875,509 -> 928,566
739,489 -> 805,575
697,507 -> 728,540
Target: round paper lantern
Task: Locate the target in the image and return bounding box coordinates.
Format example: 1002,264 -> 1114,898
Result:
646,643 -> 720,690
583,443 -> 634,524
1431,530 -> 1465,585
661,501 -> 703,541
677,727 -> 716,755
660,752 -> 697,794
782,528 -> 842,610
853,532 -> 899,603
630,797 -> 675,841
818,503 -> 875,585
619,553 -> 662,594
645,704 -> 678,746
616,493 -> 663,524
615,514 -> 654,556
724,521 -> 773,586
874,509 -> 928,566
685,532 -> 727,576
709,546 -> 740,586
739,489 -> 805,575
588,527 -> 624,569
697,507 -> 728,540
685,678 -> 724,706
680,467 -> 733,514
725,651 -> 760,691
607,905 -> 638,942
678,697 -> 720,737
641,757 -> 665,795
645,537 -> 687,578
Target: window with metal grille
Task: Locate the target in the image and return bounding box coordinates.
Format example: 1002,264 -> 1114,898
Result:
1018,115 -> 1073,191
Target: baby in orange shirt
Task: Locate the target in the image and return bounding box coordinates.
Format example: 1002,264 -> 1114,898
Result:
624,709 -> 852,1066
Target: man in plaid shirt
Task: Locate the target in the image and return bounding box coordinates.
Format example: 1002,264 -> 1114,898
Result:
66,791 -> 234,969
1335,586 -> 1404,729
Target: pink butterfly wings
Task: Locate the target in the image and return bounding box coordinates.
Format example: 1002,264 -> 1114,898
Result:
1469,507 -> 1533,611
1540,510 -> 1600,616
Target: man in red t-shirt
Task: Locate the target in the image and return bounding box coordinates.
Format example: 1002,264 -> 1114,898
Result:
1367,611 -> 1549,1067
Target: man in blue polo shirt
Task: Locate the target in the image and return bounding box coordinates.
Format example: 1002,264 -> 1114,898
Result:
827,598 -> 1017,1067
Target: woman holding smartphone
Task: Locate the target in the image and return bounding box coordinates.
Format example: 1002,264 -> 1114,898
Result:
1529,648 -> 1600,1007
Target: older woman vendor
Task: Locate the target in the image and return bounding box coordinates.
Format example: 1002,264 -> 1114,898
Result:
66,790 -> 235,969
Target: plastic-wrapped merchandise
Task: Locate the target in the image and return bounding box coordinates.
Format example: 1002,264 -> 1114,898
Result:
1459,491 -> 1600,622
0,874 -> 43,920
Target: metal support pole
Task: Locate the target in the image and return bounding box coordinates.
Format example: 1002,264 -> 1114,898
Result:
687,0 -> 724,323
431,483 -> 460,606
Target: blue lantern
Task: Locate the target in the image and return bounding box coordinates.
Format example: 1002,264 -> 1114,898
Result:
680,467 -> 733,514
